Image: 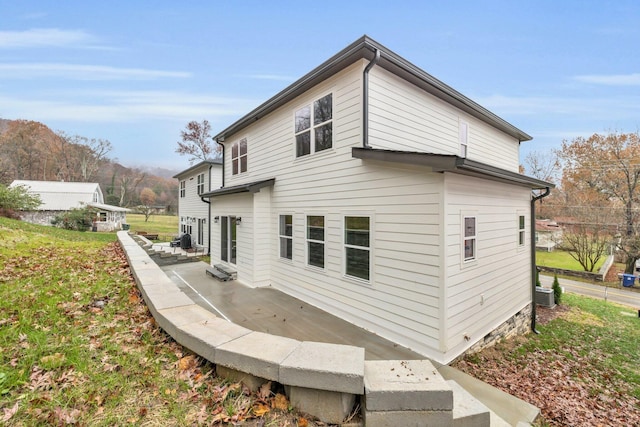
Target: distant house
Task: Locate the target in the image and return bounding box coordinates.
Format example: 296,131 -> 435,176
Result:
535,219 -> 563,252
10,180 -> 130,231
201,36 -> 553,364
173,159 -> 223,253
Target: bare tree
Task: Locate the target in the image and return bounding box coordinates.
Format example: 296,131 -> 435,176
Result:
523,150 -> 561,183
176,120 -> 219,164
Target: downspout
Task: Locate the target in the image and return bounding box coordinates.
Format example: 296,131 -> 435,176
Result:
363,49 -> 380,148
531,187 -> 551,334
200,163 -> 213,256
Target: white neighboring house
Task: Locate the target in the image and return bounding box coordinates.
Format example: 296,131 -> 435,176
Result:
173,159 -> 223,253
10,180 -> 130,231
201,36 -> 553,364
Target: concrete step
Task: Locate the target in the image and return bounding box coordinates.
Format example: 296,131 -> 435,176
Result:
447,380 -> 490,427
437,364 -> 539,426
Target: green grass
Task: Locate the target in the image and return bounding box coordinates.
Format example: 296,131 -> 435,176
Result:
125,213 -> 178,240
536,249 -> 606,272
521,294 -> 640,398
0,217 -> 319,426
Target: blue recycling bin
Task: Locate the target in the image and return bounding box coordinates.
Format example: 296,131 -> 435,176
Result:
622,274 -> 636,287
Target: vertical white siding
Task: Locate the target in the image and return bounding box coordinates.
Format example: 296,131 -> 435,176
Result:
367,67 -> 520,172
442,173 -> 531,360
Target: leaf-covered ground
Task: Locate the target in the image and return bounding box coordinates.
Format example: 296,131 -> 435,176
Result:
454,298 -> 640,426
0,219 -> 334,426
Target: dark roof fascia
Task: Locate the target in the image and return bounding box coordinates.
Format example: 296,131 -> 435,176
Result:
200,178 -> 275,198
352,147 -> 553,190
173,159 -> 223,179
213,35 -> 531,143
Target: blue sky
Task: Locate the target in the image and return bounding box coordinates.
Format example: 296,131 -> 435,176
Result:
1,1 -> 639,172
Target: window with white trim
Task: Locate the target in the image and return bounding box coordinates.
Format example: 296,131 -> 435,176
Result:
232,139 -> 247,175
463,216 -> 476,262
344,216 -> 370,280
197,173 -> 205,195
295,93 -> 332,157
518,215 -> 526,246
306,215 -> 325,268
279,215 -> 293,260
179,180 -> 186,198
459,121 -> 468,158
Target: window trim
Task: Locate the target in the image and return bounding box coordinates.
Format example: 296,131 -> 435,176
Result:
179,180 -> 186,198
231,138 -> 248,175
306,215 -> 325,270
462,214 -> 477,263
294,92 -> 333,158
518,213 -> 526,248
343,214 -> 372,283
279,214 -> 294,261
459,120 -> 468,158
196,173 -> 205,195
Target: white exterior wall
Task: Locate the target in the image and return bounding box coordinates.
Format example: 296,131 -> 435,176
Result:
441,173 -> 531,361
210,193 -> 254,281
177,163 -> 222,250
367,67 -> 520,172
211,59 -> 532,363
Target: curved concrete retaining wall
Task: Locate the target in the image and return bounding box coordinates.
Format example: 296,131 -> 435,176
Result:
118,231 -> 520,426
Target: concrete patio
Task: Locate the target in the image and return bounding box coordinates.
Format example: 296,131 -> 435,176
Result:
123,232 -> 539,425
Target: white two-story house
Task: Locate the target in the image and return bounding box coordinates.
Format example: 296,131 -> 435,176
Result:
201,36 -> 552,364
174,159 -> 222,253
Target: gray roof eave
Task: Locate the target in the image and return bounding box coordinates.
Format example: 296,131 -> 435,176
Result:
352,147 -> 554,190
173,159 -> 223,179
200,178 -> 276,198
213,35 -> 531,143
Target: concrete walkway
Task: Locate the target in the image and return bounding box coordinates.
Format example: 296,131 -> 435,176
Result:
539,274 -> 640,309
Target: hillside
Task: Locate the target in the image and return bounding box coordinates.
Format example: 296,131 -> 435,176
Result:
0,118 -> 178,211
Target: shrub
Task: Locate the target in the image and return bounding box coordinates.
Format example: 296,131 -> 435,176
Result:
0,184 -> 41,215
552,274 -> 563,305
51,207 -> 95,231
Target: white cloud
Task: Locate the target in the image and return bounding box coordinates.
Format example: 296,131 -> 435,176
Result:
0,28 -> 100,48
0,91 -> 259,123
574,73 -> 640,86
0,63 -> 191,80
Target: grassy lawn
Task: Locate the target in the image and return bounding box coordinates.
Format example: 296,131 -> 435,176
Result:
0,217 -> 316,426
536,249 -> 606,272
125,213 -> 178,240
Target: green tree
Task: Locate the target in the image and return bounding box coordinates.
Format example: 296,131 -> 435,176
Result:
0,184 -> 41,218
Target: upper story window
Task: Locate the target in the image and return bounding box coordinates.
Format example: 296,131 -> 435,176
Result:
197,173 -> 205,195
344,216 -> 370,281
295,93 -> 333,157
179,181 -> 186,198
232,139 -> 248,175
459,121 -> 468,158
463,216 -> 476,262
518,215 -> 526,246
93,191 -> 99,203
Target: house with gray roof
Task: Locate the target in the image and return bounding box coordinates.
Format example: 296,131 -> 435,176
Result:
10,180 -> 130,231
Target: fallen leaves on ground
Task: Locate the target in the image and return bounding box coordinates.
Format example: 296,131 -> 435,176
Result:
454,305 -> 640,426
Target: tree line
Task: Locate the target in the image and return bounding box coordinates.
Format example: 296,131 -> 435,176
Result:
0,119 -> 178,212
525,131 -> 640,274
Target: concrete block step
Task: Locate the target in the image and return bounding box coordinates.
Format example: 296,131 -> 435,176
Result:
447,380 -> 490,427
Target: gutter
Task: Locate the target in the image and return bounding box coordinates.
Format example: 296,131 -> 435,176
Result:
362,48 -> 380,148
530,187 -> 551,334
